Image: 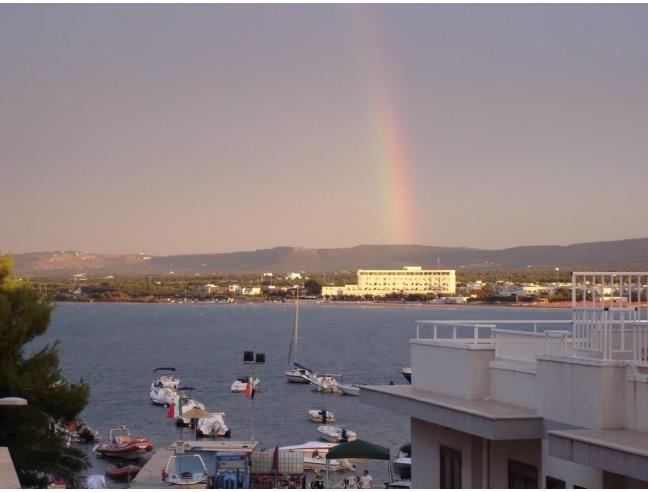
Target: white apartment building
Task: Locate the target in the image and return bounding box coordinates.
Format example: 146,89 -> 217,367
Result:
361,272 -> 648,488
322,266 -> 456,297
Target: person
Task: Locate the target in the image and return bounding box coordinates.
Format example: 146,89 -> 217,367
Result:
359,470 -> 373,489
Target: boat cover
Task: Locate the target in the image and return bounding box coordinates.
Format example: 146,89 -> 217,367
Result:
327,440 -> 390,460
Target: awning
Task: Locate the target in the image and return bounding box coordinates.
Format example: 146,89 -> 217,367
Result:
327,440 -> 390,461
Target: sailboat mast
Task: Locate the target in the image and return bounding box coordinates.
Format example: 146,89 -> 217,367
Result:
292,286 -> 300,364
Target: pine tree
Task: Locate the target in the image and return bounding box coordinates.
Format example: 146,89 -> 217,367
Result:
0,254 -> 90,487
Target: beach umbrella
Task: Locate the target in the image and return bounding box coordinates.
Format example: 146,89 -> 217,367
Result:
180,407 -> 212,419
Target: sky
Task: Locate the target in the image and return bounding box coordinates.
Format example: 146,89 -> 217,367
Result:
2,4 -> 648,255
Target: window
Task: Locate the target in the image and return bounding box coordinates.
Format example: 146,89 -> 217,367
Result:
508,460 -> 538,489
440,446 -> 462,489
546,476 -> 566,489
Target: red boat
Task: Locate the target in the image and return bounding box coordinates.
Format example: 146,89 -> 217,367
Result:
94,426 -> 153,460
105,463 -> 141,480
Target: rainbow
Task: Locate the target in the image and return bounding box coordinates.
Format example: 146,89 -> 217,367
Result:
351,7 -> 416,244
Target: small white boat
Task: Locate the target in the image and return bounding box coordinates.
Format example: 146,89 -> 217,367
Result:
317,425 -> 357,443
279,441 -> 354,472
402,367 -> 412,383
310,374 -> 341,393
308,409 -> 335,423
338,384 -> 360,396
150,386 -> 176,407
231,376 -> 259,393
152,367 -> 181,390
163,454 -> 208,486
171,389 -> 206,426
196,412 -> 231,438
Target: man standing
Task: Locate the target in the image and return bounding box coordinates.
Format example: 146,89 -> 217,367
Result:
359,470 -> 373,489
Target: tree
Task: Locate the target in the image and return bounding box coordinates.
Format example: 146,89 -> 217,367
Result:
0,254 -> 90,487
304,279 -> 322,296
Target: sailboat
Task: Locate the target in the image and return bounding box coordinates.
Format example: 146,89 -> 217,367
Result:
285,287 -> 315,384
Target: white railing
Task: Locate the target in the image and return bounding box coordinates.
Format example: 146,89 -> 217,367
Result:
494,329 -> 572,363
415,320 -> 495,345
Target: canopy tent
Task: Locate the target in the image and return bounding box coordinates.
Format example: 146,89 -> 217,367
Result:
325,440 -> 392,487
327,440 -> 390,461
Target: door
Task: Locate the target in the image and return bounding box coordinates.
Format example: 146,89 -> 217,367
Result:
440,445 -> 462,488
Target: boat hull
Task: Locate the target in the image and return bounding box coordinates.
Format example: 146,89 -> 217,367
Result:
339,384 -> 360,396
94,439 -> 153,460
285,371 -> 313,384
308,410 -> 335,423
317,425 -> 357,443
105,464 -> 141,480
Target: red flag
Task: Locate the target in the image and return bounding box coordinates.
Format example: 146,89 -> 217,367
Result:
167,402 -> 175,419
245,382 -> 252,399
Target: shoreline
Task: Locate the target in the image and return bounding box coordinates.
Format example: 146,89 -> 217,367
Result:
52,299 -> 573,310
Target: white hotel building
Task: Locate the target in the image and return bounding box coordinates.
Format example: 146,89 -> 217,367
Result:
361,272 -> 648,488
322,266 -> 456,297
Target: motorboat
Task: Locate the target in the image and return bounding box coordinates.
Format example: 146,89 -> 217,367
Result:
308,409 -> 335,423
279,441 -> 354,472
105,463 -> 141,481
285,288 -> 316,384
150,368 -> 180,406
317,425 -> 357,443
393,443 -> 411,480
338,384 -> 360,396
231,376 -> 259,393
150,385 -> 176,407
401,367 -> 412,383
93,426 -> 153,460
196,412 -> 231,438
171,388 -> 207,427
66,420 -> 100,443
163,454 -> 208,486
310,374 -> 341,393
151,367 -> 181,390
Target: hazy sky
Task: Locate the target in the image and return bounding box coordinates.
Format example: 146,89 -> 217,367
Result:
2,4 -> 648,255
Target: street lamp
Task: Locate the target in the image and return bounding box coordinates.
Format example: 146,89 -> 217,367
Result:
0,397 -> 28,406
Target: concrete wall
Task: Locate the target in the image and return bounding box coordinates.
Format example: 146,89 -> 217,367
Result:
537,358 -> 626,429
541,439 -> 603,489
624,377 -> 648,431
489,365 -> 538,409
412,341 -> 494,399
488,439 -> 541,488
411,418 -> 484,488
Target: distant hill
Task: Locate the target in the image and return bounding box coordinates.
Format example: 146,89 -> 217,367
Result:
10,237 -> 648,276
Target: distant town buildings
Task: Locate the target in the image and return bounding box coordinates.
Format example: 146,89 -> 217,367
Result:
322,266 -> 456,297
286,272 -> 302,280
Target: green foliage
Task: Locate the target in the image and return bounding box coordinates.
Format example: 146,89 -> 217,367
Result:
0,254 -> 90,487
304,279 -> 322,296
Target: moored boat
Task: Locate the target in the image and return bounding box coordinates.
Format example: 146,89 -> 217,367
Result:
338,384 -> 360,396
196,412 -> 231,438
94,427 -> 153,460
317,425 -> 357,443
285,288 -> 316,383
279,441 -> 354,472
152,367 -> 181,390
66,420 -> 100,443
163,454 -> 208,486
307,409 -> 335,423
231,376 -> 259,393
150,385 -> 176,407
310,374 -> 341,393
401,367 -> 412,383
170,388 -> 207,427
105,463 -> 141,481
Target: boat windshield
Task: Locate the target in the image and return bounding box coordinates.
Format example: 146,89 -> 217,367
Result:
168,455 -> 206,476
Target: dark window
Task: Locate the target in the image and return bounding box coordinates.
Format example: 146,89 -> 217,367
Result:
508,460 -> 538,489
440,446 -> 462,489
547,476 -> 567,489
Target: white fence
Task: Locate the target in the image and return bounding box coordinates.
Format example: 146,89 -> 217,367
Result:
494,329 -> 572,363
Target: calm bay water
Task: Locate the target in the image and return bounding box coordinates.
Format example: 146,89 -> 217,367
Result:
36,302 -> 569,487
